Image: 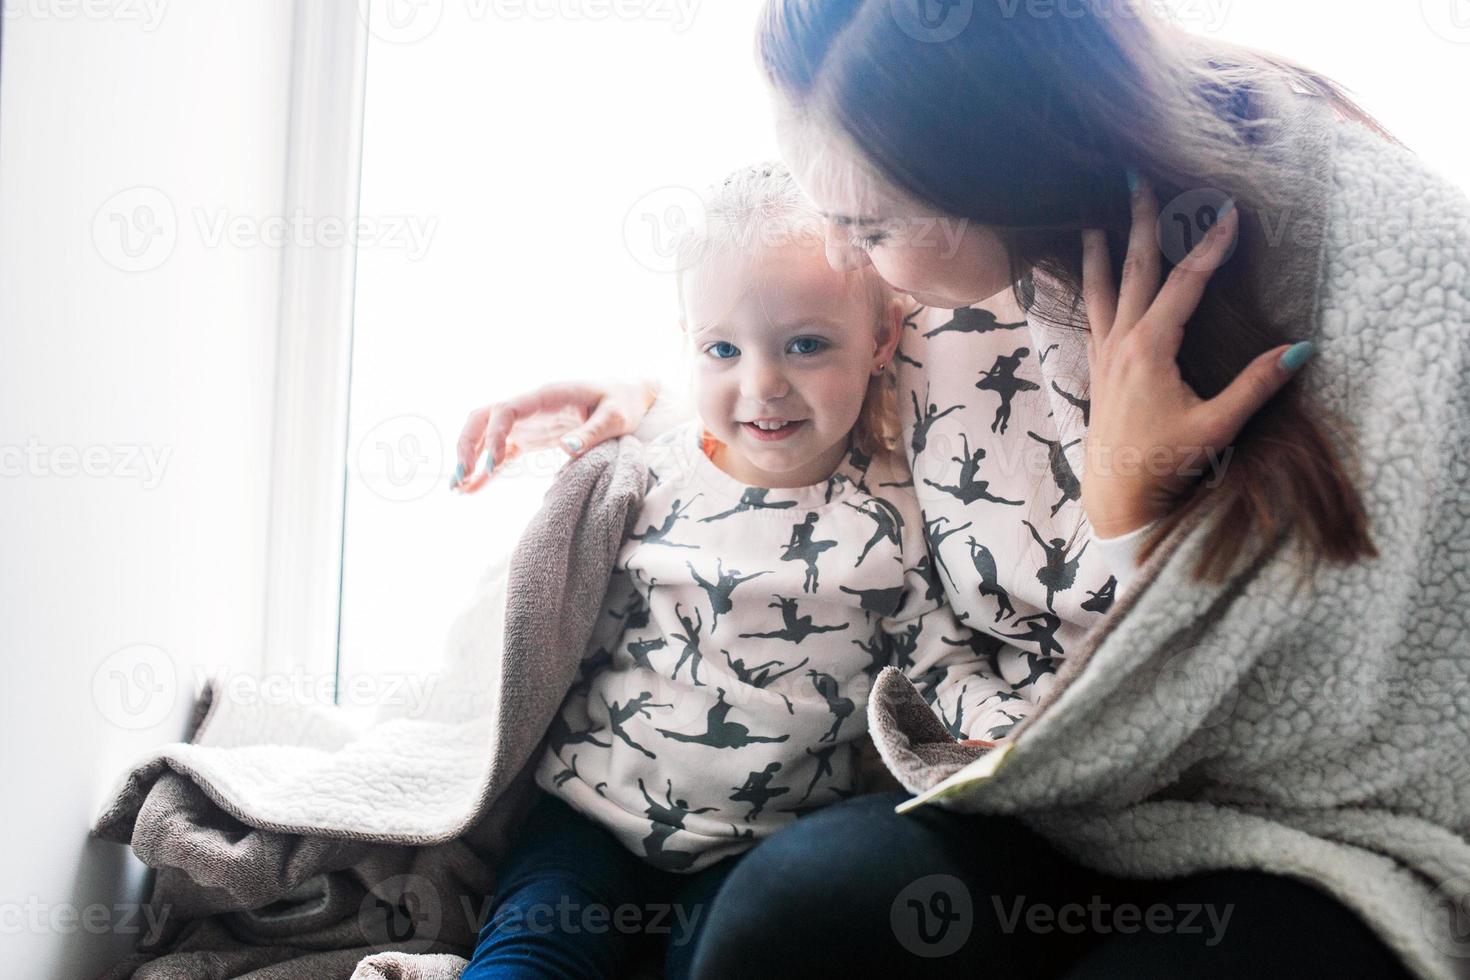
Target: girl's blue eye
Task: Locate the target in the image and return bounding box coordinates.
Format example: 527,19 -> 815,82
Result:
852,232 -> 887,250
788,337 -> 827,356
707,341 -> 739,359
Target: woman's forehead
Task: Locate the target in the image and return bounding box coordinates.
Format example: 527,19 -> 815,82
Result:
775,110 -> 892,220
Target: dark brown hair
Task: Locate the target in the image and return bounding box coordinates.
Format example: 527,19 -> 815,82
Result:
757,0 -> 1379,582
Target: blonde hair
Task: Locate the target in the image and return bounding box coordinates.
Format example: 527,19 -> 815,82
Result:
675,161 -> 903,464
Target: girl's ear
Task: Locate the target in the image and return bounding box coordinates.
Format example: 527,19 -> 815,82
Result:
875,299 -> 904,366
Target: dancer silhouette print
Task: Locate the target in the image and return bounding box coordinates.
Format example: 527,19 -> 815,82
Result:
974,347 -> 1040,435
781,512 -> 837,593
1021,520 -> 1089,613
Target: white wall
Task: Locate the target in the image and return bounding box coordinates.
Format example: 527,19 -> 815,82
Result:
0,1 -> 295,975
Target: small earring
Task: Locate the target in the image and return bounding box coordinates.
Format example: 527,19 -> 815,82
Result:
876,361 -> 887,372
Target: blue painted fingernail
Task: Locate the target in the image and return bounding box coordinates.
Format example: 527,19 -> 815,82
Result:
1125,167 -> 1140,197
449,461 -> 464,490
1216,198 -> 1236,221
1279,341 -> 1315,372
563,436 -> 582,454
485,448 -> 495,474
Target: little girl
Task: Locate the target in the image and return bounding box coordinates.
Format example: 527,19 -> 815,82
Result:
462,164 -> 1016,979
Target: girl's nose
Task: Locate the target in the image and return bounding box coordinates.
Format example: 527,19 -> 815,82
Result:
740,358 -> 790,402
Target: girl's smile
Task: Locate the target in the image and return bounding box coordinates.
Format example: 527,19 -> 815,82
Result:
740,418 -> 806,441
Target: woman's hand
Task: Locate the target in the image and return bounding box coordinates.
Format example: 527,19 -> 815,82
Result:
1079,178 -> 1315,538
958,738 -> 997,749
451,378 -> 659,493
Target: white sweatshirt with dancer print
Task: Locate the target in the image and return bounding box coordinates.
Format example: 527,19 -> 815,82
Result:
534,418 -> 1022,872
628,297 -> 1149,731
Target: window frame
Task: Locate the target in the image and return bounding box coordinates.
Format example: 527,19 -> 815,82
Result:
261,0 -> 370,687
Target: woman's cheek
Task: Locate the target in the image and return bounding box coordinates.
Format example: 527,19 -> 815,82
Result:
873,246 -> 946,298
872,226 -> 1012,306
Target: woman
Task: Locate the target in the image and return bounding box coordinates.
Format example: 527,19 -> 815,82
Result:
454,1 -> 1466,975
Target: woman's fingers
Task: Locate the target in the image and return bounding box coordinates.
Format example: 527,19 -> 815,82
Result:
454,457 -> 493,494
558,400 -> 630,459
451,379 -> 655,493
1113,177 -> 1162,335
560,378 -> 661,458
1080,228 -> 1117,347
452,400 -> 522,494
1195,342 -> 1309,449
1138,204 -> 1240,357
1082,176 -> 1164,354
452,383 -> 593,493
454,406 -> 491,491
509,403 -> 592,458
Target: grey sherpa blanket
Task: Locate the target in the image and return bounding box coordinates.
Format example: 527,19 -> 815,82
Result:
867,99 -> 1470,979
89,436 -> 662,979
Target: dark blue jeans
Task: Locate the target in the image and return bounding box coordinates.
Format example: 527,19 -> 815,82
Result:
686,790 -> 1414,979
468,789 -> 1412,979
462,790 -> 741,980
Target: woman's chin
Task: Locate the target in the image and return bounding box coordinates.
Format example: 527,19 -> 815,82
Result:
902,287 -> 977,310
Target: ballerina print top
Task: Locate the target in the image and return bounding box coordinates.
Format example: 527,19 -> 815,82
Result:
894,289 -> 1137,702
533,416 -> 1024,873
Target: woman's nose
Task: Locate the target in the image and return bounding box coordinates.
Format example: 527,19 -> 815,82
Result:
823,227 -> 872,272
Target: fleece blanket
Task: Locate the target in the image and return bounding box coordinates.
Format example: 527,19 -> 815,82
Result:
88,432 -> 902,980
89,436 -> 660,979
867,95 -> 1470,979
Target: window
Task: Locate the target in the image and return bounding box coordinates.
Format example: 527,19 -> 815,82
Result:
337,2 -> 777,693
